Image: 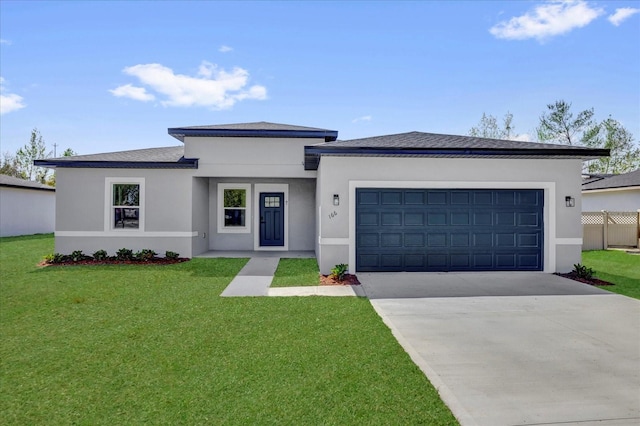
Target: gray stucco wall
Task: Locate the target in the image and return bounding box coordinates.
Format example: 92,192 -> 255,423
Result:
315,156 -> 584,274
184,136 -> 319,179
54,168 -> 196,257
208,177 -> 315,251
191,177 -> 210,256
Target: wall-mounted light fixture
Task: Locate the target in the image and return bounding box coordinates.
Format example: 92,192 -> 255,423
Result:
565,196 -> 575,207
333,194 -> 340,206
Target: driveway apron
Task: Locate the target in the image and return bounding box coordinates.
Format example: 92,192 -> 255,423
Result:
360,273 -> 640,426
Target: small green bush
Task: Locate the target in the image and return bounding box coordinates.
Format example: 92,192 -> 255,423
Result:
92,250 -> 108,261
165,251 -> 179,260
135,249 -> 157,262
44,253 -> 67,264
330,263 -> 348,281
116,248 -> 134,261
70,250 -> 89,262
573,263 -> 595,280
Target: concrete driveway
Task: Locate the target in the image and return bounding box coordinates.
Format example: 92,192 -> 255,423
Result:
359,272 -> 640,426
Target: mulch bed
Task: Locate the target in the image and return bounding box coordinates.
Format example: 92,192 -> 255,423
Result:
320,274 -> 361,286
38,258 -> 189,267
555,272 -> 614,286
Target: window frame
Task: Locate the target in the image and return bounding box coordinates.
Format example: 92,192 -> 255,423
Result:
104,177 -> 145,232
217,183 -> 251,233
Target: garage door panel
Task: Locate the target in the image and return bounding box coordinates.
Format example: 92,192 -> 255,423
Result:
381,191 -> 402,205
356,188 -> 543,272
381,212 -> 402,226
381,233 -> 402,247
358,212 -> 379,226
405,212 -> 425,226
405,233 -> 425,247
428,212 -> 447,225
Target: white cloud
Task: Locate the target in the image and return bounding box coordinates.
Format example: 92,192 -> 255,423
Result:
352,115 -> 372,123
608,7 -> 640,26
0,77 -> 26,115
109,83 -> 155,101
219,45 -> 233,53
0,39 -> 11,45
111,61 -> 267,109
490,0 -> 604,41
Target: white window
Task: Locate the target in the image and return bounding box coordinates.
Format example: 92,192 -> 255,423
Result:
218,183 -> 251,233
105,178 -> 145,231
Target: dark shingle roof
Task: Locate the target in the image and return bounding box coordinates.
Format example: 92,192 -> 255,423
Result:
168,121 -> 338,142
320,131 -> 602,151
34,146 -> 196,169
0,174 -> 55,191
582,169 -> 640,191
304,131 -> 610,170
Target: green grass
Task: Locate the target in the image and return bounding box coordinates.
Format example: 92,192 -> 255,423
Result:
0,235 -> 457,425
270,257 -> 320,287
582,250 -> 640,299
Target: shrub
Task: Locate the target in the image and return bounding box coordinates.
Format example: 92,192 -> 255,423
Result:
92,250 -> 108,261
44,253 -> 66,264
70,250 -> 88,262
135,249 -> 157,262
165,251 -> 179,260
330,263 -> 349,281
573,263 -> 595,280
115,248 -> 134,261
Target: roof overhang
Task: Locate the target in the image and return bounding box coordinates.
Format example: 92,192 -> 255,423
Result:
168,128 -> 338,142
34,158 -> 199,169
303,146 -> 611,170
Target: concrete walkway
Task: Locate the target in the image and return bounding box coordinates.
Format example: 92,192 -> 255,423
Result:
220,256 -> 362,297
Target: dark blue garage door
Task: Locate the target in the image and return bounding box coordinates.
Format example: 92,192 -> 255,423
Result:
356,189 -> 544,272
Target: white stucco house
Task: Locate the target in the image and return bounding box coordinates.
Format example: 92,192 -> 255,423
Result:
0,174 -> 56,237
35,122 -> 609,273
582,169 -> 640,211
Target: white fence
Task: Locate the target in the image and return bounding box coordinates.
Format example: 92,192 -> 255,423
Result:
582,211 -> 640,250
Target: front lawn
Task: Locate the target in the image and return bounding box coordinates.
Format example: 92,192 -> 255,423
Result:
270,257 -> 320,287
0,235 -> 457,425
582,250 -> 640,299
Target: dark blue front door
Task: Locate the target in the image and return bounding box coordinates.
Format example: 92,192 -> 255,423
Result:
260,192 -> 284,247
356,188 -> 544,272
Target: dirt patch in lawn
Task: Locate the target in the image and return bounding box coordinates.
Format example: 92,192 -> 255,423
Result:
38,258 -> 190,267
320,274 -> 361,286
555,273 -> 614,286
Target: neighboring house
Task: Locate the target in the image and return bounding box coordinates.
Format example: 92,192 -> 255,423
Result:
582,169 -> 640,211
35,122 -> 608,274
0,174 -> 55,237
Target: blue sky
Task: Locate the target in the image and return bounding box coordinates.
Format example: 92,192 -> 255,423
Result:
1,0 -> 639,156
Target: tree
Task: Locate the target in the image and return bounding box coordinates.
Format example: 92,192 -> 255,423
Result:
469,112 -> 517,140
45,147 -> 78,187
16,128 -> 51,183
582,118 -> 640,174
536,100 -> 594,145
0,152 -> 25,178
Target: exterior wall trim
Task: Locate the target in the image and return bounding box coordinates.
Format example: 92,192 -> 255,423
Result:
253,183 -> 289,251
319,237 -> 349,245
347,180 -> 557,273
56,231 -> 198,237
555,238 -> 583,245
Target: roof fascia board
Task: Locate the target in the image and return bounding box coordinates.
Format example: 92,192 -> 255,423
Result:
168,128 -> 338,142
33,159 -> 199,169
305,146 -> 610,157
0,183 -> 55,191
582,186 -> 640,193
